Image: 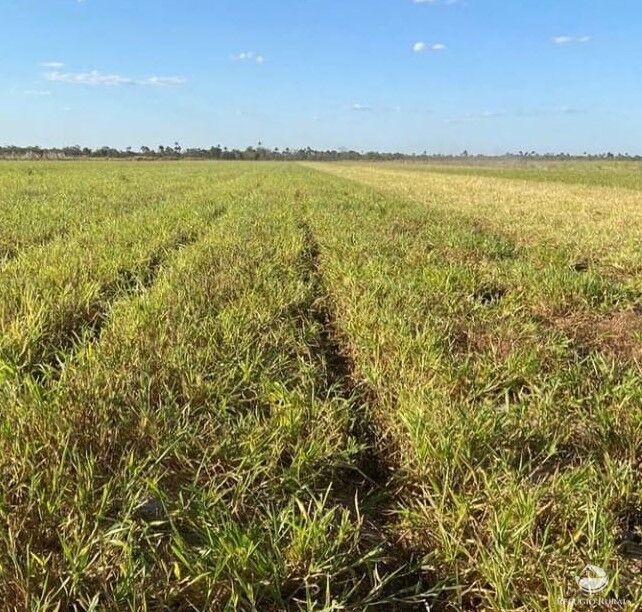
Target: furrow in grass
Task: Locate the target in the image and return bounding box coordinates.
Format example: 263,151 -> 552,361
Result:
0,250 -> 18,268
31,228 -> 212,386
298,219 -> 430,604
0,186 -> 408,610
298,218 -> 388,518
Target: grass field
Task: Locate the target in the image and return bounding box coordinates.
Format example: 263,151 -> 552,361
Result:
0,160 -> 641,610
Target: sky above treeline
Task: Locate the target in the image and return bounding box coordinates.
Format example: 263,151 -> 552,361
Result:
1,0 -> 641,154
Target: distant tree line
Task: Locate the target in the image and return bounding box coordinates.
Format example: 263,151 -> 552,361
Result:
0,143 -> 640,161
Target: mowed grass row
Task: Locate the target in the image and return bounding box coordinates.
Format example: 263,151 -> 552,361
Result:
0,168 -> 417,610
0,165 -> 268,386
293,165 -> 642,609
0,163 -> 244,265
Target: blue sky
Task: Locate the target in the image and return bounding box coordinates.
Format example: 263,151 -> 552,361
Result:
1,0 -> 641,154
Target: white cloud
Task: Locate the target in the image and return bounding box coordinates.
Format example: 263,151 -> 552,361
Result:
553,35 -> 591,45
142,76 -> 187,86
45,69 -> 186,87
233,52 -> 265,64
40,62 -> 64,68
445,110 -> 505,123
24,90 -> 52,96
46,70 -> 134,86
413,41 -> 446,52
351,103 -> 372,111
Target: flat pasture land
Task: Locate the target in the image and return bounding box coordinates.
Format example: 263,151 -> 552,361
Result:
1,160 -> 641,610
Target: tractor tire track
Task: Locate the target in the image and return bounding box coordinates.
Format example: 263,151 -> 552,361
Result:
297,220 -> 431,610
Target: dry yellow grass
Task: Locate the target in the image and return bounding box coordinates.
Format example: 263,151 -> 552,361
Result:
308,163 -> 642,275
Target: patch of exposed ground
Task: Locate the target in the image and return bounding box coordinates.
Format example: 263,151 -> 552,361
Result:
549,307 -> 642,362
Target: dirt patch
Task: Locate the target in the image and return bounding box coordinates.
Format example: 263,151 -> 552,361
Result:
474,285 -> 506,306
388,218 -> 426,239
616,504 -> 642,590
572,259 -> 590,273
551,307 -> 642,361
451,323 -> 518,361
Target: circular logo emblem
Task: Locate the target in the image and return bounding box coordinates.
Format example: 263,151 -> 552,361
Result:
575,565 -> 608,594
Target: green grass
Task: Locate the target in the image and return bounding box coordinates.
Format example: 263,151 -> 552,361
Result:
0,161 -> 641,610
